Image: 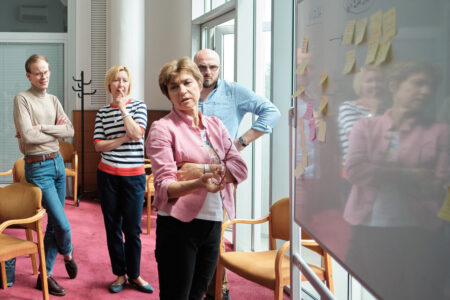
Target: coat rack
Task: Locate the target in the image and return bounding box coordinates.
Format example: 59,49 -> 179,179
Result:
72,71 -> 96,206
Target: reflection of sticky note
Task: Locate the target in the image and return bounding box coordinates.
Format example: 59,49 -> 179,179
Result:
383,7 -> 397,39
365,38 -> 379,65
369,10 -> 382,40
342,20 -> 356,45
320,72 -> 328,86
354,17 -> 368,45
438,186 -> 450,222
342,49 -> 356,74
374,38 -> 391,65
299,117 -> 306,147
296,59 -> 308,75
318,96 -> 328,115
302,149 -> 308,167
294,163 -> 305,178
291,87 -> 305,98
317,120 -> 327,142
302,37 -> 309,53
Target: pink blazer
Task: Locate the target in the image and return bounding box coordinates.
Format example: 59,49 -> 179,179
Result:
146,108 -> 248,222
343,110 -> 450,227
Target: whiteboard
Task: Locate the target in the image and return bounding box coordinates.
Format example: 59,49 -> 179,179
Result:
293,0 -> 450,299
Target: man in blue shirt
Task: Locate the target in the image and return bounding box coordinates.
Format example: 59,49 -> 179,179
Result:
195,49 -> 280,151
194,49 -> 280,300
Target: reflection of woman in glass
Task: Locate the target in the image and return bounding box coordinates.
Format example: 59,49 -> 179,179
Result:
338,66 -> 388,161
343,61 -> 449,300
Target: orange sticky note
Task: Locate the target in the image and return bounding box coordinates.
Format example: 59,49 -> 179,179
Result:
296,59 -> 308,75
302,37 -> 309,53
291,87 -> 305,98
317,120 -> 327,142
383,7 -> 397,39
320,72 -> 328,86
342,20 -> 356,45
354,17 -> 368,45
318,96 -> 329,115
374,38 -> 391,65
365,38 -> 379,65
342,50 -> 356,74
369,10 -> 382,40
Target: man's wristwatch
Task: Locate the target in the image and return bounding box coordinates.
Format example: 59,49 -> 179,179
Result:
238,136 -> 248,148
204,164 -> 210,174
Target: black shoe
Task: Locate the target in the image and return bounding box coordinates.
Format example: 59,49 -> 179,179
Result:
128,278 -> 154,293
36,275 -> 66,297
64,251 -> 78,279
222,290 -> 231,300
204,290 -> 231,300
109,279 -> 127,293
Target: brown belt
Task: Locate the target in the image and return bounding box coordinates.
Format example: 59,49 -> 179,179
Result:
25,152 -> 58,163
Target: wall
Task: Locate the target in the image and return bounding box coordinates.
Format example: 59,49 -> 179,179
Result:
145,0 -> 192,110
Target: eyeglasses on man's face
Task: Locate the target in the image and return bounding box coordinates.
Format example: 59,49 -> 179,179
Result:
198,64 -> 219,72
29,70 -> 51,78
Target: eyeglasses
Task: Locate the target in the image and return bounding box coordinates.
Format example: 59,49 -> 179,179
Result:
198,65 -> 219,72
29,70 -> 50,78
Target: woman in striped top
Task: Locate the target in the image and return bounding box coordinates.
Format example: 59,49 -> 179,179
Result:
93,65 -> 153,294
338,66 -> 389,163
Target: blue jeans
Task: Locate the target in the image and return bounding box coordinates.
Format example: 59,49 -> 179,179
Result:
25,153 -> 73,275
97,170 -> 145,279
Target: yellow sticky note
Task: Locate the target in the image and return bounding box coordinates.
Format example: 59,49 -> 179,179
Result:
374,38 -> 391,65
354,17 -> 368,45
342,49 -> 356,74
302,37 -> 309,53
369,10 -> 382,40
383,7 -> 397,39
365,38 -> 379,65
294,163 -> 305,178
320,72 -> 328,86
438,186 -> 450,222
296,59 -> 308,75
317,120 -> 327,142
291,87 -> 305,98
342,20 -> 356,45
318,96 -> 328,115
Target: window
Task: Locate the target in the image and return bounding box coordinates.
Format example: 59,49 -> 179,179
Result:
0,43 -> 65,183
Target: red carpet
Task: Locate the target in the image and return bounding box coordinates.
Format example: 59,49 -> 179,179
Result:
1,198 -> 289,299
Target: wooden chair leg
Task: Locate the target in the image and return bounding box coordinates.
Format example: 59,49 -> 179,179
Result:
274,284 -> 283,300
1,262 -> 7,289
26,228 -> 38,274
37,222 -> 49,300
215,261 -> 223,300
73,175 -> 78,207
146,194 -> 151,235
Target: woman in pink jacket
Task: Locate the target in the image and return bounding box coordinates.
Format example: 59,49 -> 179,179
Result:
146,57 -> 247,300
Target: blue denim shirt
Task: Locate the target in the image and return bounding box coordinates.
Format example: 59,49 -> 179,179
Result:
198,79 -> 280,139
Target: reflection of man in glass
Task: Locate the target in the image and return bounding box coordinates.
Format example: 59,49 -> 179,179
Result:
343,61 -> 449,300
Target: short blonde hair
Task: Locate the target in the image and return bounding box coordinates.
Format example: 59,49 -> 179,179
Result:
352,66 -> 383,96
159,57 -> 203,99
104,65 -> 132,95
25,54 -> 48,73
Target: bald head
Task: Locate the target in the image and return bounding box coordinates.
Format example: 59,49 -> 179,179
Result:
194,49 -> 220,89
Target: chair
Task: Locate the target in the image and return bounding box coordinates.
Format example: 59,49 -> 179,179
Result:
59,140 -> 79,206
0,157 -> 39,274
0,157 -> 26,183
215,197 -> 334,300
143,159 -> 155,235
0,182 -> 49,299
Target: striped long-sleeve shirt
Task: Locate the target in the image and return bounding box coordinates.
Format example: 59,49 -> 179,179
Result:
93,99 -> 147,176
338,100 -> 372,162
